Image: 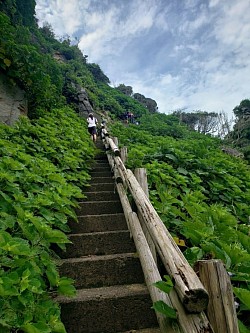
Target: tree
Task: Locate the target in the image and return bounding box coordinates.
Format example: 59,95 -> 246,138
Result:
86,63 -> 110,84
116,84 -> 133,96
133,93 -> 158,113
233,99 -> 250,118
231,99 -> 250,145
173,110 -> 219,134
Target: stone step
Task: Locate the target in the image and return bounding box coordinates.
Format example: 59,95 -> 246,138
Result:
95,144 -> 106,150
82,191 -> 119,201
58,284 -> 158,333
93,156 -> 109,165
91,170 -> 112,177
86,182 -> 115,192
119,329 -> 160,333
69,213 -> 127,233
90,176 -> 114,184
60,230 -> 136,258
91,165 -> 111,172
59,253 -> 144,289
95,153 -> 108,160
76,200 -> 123,215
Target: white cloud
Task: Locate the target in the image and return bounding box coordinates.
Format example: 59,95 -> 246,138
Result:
77,0 -> 159,62
36,0 -> 89,35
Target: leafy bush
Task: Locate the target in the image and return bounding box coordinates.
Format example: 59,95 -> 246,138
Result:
110,118 -> 250,330
0,107 -> 95,332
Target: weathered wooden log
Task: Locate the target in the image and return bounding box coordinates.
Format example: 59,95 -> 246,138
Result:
112,136 -> 119,147
114,156 -> 209,313
106,152 -> 114,172
134,168 -> 157,264
114,166 -> 124,184
116,183 -> 213,333
101,128 -> 109,137
107,137 -> 120,156
116,183 -> 179,332
120,146 -> 128,164
197,260 -> 239,333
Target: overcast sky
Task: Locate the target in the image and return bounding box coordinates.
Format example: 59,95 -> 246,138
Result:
35,0 -> 250,117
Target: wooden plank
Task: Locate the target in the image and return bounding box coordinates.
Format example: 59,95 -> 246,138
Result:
197,260 -> 239,333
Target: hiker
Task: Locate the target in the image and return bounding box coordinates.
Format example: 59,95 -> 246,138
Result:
87,113 -> 98,142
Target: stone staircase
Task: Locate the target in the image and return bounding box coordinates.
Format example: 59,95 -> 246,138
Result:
57,141 -> 160,333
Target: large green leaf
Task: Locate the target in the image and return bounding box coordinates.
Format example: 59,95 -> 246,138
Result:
234,287 -> 250,309
152,300 -> 177,319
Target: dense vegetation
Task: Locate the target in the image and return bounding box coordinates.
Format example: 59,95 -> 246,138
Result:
0,108 -> 95,332
110,117 -> 250,331
0,1 -> 250,332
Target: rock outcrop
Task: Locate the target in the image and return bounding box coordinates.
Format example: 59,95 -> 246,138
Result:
75,84 -> 94,117
0,73 -> 28,125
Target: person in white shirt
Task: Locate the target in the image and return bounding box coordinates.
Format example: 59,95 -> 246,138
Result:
87,113 -> 98,142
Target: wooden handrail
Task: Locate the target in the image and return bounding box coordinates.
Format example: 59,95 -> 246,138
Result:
113,154 -> 209,313
103,134 -> 239,333
102,135 -> 209,312
116,182 -> 213,333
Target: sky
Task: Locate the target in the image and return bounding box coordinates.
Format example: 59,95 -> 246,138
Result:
35,0 -> 250,117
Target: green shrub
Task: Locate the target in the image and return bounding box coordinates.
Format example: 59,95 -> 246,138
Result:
0,107 -> 95,332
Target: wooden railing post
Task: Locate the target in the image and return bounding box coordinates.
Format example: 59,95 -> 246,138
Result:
120,146 -> 128,164
134,168 -> 157,263
197,260 -> 239,333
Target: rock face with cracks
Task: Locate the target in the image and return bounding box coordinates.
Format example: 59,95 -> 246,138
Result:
0,72 -> 27,125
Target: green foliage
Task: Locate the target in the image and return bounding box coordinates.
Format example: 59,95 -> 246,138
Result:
233,99 -> 250,119
152,301 -> 177,319
0,12 -> 65,116
0,107 -> 95,332
152,276 -> 177,319
110,114 -> 250,329
153,275 -> 174,294
0,0 -> 36,27
86,63 -> 110,84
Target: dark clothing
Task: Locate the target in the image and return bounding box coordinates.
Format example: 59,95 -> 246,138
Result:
88,126 -> 97,135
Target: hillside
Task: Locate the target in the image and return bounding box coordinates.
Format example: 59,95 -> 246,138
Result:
0,1 -> 250,332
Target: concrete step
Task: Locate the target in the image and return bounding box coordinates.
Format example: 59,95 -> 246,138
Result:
58,284 -> 158,333
59,253 -> 144,289
60,230 -> 136,258
91,170 -> 112,177
82,191 -> 120,201
90,176 -> 114,184
119,329 -> 160,333
91,165 -> 111,172
76,200 -> 123,215
85,182 -> 115,192
93,160 -> 109,166
95,153 -> 108,160
69,213 -> 127,233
